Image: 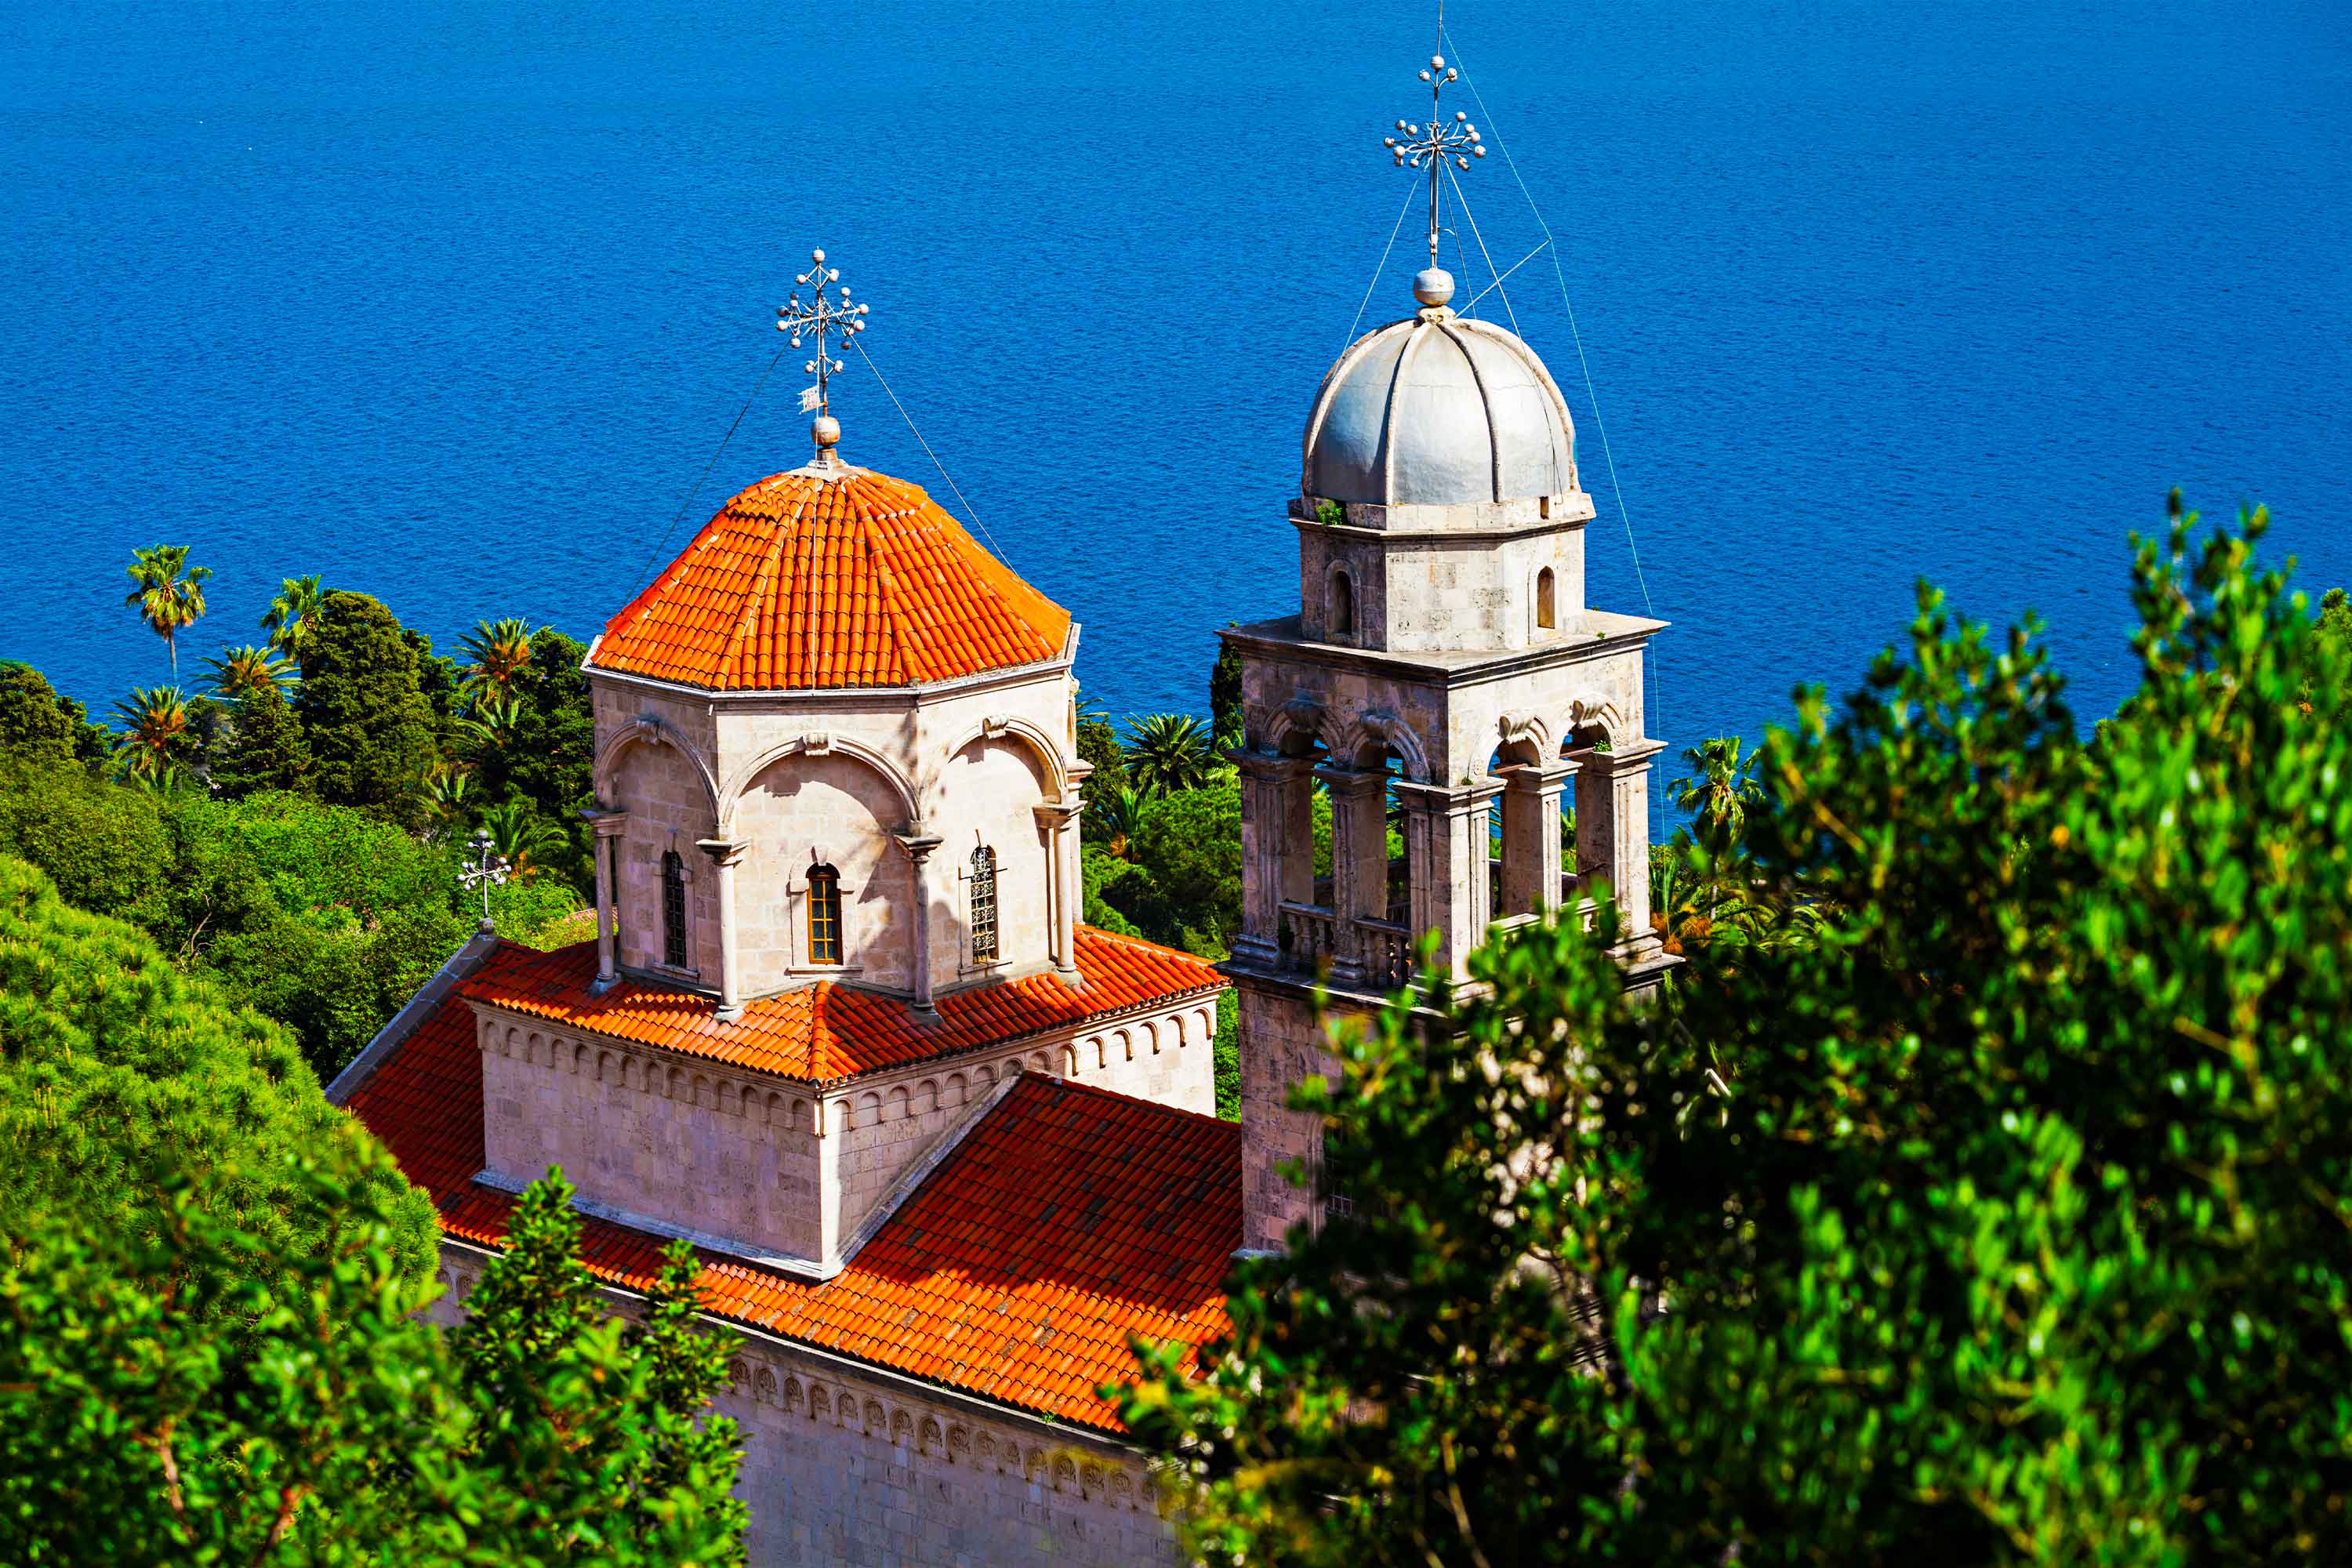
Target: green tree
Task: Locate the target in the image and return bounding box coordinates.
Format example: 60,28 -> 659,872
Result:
260,573 -> 325,659
1210,626 -> 1245,749
0,761 -> 171,916
465,628 -> 596,891
1125,500 -> 2352,1565
296,591 -> 437,822
123,545 -> 212,680
459,616 -> 545,695
210,677 -> 313,800
0,662 -> 91,768
448,1172 -> 748,1561
1124,712 -> 1218,796
1102,780 -> 1242,955
1077,703 -> 1130,840
478,797 -> 566,883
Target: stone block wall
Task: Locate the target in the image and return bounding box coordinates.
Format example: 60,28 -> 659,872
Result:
1236,976 -> 1368,1252
424,1244 -> 1181,1568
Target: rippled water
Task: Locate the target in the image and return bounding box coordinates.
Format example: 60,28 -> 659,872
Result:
6,0 -> 2348,763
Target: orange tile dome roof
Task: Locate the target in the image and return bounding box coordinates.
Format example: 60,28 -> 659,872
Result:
590,465 -> 1071,691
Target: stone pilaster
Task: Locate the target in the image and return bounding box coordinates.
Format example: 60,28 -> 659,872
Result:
583,807 -> 630,991
1497,759 -> 1575,920
1391,776 -> 1504,982
1233,750 -> 1316,967
695,837 -> 752,1020
1566,737 -> 1664,953
1033,795 -> 1083,985
892,826 -> 943,1014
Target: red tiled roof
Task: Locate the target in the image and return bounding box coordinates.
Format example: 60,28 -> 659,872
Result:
459,930 -> 1224,1086
589,466 -> 1072,691
346,980 -> 1241,1432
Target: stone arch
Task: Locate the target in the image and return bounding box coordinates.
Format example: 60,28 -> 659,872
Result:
1261,695 -> 1328,759
1327,562 -> 1356,639
891,1408 -> 913,1446
1004,1056 -> 1025,1079
1081,1461 -> 1103,1498
886,1084 -> 910,1121
975,1063 -> 996,1091
1496,710 -> 1552,768
1025,1447 -> 1047,1485
1534,564 -> 1558,631
914,1078 -> 938,1113
863,1399 -> 886,1435
1559,699 -> 1629,752
753,1366 -> 776,1405
1025,1050 -> 1047,1072
1114,1027 -> 1132,1062
808,1385 -> 832,1421
717,734 -> 920,834
920,1416 -> 943,1455
1052,1454 -> 1077,1493
1058,1042 -> 1078,1075
948,1425 -> 971,1464
946,1071 -> 968,1106
1142,1019 -> 1160,1054
943,713 -> 1071,800
1334,710 -> 1432,782
593,716 -> 721,823
692,1073 -> 711,1108
1113,1470 -> 1136,1508
858,1091 -> 883,1128
783,1377 -> 804,1414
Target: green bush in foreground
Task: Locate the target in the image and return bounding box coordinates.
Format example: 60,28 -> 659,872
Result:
1124,501 -> 2352,1564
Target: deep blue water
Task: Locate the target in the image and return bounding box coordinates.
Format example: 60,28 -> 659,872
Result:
5,2 -> 2349,770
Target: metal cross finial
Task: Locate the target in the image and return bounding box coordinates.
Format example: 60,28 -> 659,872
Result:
1382,49 -> 1484,268
459,828 -> 510,924
776,247 -> 872,445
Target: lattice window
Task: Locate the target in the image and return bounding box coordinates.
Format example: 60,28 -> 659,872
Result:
660,850 -> 688,968
808,864 -> 843,966
969,844 -> 999,964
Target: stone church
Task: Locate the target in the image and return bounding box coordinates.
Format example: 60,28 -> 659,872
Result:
329,134 -> 1667,1568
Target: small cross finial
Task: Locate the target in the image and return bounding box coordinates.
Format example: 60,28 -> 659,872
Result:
458,827 -> 510,925
777,247 -> 873,457
1381,43 -> 1484,275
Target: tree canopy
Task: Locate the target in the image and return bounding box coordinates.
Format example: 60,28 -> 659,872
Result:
296,590 -> 438,822
1124,502 -> 2352,1565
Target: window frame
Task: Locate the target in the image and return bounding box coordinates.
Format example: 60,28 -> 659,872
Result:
968,844 -> 1000,966
806,862 -> 844,967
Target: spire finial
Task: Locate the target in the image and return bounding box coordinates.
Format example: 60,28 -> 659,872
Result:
1380,16 -> 1483,285
777,247 -> 873,461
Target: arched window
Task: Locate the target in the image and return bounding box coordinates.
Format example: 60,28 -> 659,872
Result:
660,850 -> 688,968
1330,570 -> 1354,637
807,863 -> 842,966
969,844 -> 999,964
1536,566 -> 1557,630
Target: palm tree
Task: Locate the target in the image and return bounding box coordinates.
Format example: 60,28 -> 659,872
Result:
260,575 -> 324,659
459,689 -> 528,751
419,759 -> 479,837
1123,713 -> 1217,796
111,685 -> 191,779
1671,736 -> 1763,854
478,799 -> 566,883
202,643 -> 296,704
461,617 -> 543,695
1090,785 -> 1149,861
124,546 -> 212,679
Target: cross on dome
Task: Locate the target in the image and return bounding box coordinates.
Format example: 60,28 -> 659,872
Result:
1381,45 -> 1485,290
776,246 -> 872,456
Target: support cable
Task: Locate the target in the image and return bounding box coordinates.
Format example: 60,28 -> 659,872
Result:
850,336 -> 1012,564
637,343 -> 788,588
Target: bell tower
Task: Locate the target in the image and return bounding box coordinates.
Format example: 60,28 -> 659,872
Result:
1224,49 -> 1671,1250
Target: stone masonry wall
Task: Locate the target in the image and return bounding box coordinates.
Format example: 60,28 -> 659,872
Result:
1236,975 -> 1369,1253
423,1245 -> 1180,1568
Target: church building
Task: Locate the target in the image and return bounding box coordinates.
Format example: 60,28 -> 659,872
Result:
332,53 -> 1666,1566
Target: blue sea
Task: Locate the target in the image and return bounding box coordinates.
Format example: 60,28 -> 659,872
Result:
5,1 -> 2348,771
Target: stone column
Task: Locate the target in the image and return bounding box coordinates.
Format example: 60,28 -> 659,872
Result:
893,826 -> 943,1014
1232,750 -> 1316,967
1314,764 -> 1385,985
1392,778 -> 1504,982
1033,795 -> 1083,985
1566,738 -> 1665,953
1497,760 -> 1575,919
583,808 -> 627,991
695,837 -> 751,1021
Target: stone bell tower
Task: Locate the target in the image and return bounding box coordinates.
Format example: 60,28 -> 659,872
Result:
1222,54 -> 1671,1247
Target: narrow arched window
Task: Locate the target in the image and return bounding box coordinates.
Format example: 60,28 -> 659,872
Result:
660,850 -> 688,968
808,863 -> 843,966
970,844 -> 1000,964
1331,570 -> 1354,637
1536,566 -> 1556,630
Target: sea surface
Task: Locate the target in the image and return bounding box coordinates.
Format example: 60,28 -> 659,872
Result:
5,1 -> 2349,782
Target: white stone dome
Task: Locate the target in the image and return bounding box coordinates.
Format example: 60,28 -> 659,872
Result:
1302,277 -> 1578,508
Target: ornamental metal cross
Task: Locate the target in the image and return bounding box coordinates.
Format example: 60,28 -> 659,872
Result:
776,248 -> 871,419
1382,53 -> 1485,267
459,828 -> 510,923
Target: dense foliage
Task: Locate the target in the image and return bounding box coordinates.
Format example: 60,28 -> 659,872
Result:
0,1156 -> 746,1564
296,590 -> 441,822
1125,502 -> 2352,1564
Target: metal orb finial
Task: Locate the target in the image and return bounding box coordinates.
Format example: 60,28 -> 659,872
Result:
777,245 -> 873,460
1381,37 -> 1483,277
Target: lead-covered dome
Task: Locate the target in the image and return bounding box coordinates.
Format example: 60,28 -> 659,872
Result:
1302,269 -> 1578,508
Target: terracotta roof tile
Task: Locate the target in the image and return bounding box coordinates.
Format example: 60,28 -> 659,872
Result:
590,466 -> 1071,691
347,990 -> 1240,1432
457,929 -> 1224,1087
